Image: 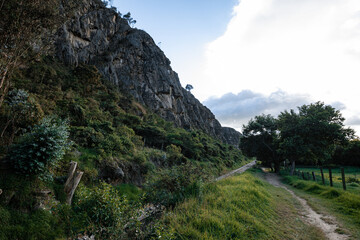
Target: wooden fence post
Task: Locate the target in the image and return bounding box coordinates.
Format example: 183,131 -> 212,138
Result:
302,171 -> 305,180
312,172 -> 316,181
307,172 -> 311,180
320,167 -> 325,185
64,161 -> 84,205
329,168 -> 333,187
341,167 -> 346,190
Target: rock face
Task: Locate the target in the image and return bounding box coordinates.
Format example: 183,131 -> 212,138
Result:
56,0 -> 241,146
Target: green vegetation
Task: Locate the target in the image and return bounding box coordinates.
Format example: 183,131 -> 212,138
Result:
281,174 -> 360,238
70,181 -> 141,239
240,102 -> 357,173
240,114 -> 280,172
291,166 -> 360,194
7,116 -> 71,181
163,169 -> 325,239
0,0 -> 83,107
0,58 -> 246,239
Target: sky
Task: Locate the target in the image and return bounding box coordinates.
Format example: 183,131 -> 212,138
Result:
114,0 -> 360,135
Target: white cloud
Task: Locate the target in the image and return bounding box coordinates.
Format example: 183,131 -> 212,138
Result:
193,0 -> 360,134
346,116 -> 360,126
203,89 -> 311,129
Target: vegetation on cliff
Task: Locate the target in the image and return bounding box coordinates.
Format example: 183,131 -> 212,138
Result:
0,57 -> 246,239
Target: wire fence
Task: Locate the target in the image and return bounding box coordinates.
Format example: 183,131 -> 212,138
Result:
290,166 -> 360,191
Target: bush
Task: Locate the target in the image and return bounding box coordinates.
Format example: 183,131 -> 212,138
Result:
7,116 -> 71,180
145,163 -> 205,208
73,181 -> 141,239
0,206 -> 65,240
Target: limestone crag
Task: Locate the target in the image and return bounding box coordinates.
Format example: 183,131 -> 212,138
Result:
56,0 -> 241,145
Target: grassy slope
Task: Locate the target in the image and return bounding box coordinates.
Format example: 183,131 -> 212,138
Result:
0,58 -> 249,239
282,174 -> 360,239
164,169 -> 325,240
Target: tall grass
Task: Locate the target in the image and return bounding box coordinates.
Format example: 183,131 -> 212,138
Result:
164,170 -> 323,239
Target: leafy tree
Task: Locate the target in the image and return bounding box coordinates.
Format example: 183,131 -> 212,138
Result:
7,116 -> 71,180
332,139 -> 360,166
277,109 -> 306,174
278,102 -> 354,171
185,84 -> 194,92
1,89 -> 43,145
123,12 -> 136,26
240,114 -> 281,172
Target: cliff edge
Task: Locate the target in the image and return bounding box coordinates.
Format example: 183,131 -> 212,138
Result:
55,1 -> 241,146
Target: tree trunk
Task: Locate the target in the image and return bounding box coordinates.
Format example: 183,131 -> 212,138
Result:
64,161 -> 83,205
274,159 -> 280,173
290,161 -> 295,176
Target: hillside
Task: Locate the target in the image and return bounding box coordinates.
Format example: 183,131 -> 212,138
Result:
0,0 -> 252,238
55,0 -> 241,146
0,1 -> 249,235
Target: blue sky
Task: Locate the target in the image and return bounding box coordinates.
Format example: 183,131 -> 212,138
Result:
113,0 -> 360,135
114,0 -> 237,81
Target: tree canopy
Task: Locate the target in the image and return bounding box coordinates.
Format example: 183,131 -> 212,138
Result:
240,102 -> 355,171
240,114 -> 281,172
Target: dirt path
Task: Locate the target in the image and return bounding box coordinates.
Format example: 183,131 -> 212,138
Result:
215,160 -> 257,181
263,171 -> 348,240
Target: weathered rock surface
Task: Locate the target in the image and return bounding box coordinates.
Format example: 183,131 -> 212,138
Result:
56,0 -> 241,145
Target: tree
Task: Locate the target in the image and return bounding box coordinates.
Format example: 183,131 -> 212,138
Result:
7,116 -> 71,180
240,114 -> 281,172
185,84 -> 194,92
123,12 -> 136,26
277,109 -> 306,175
332,139 -> 360,166
1,89 -> 43,145
278,102 -> 354,171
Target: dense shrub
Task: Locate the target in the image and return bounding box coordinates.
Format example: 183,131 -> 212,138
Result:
7,116 -> 71,180
145,163 -> 206,208
0,206 -> 65,240
73,181 -> 141,239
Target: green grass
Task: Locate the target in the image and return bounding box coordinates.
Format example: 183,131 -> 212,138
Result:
293,166 -> 360,194
163,169 -> 325,240
282,175 -> 360,239
115,183 -> 143,201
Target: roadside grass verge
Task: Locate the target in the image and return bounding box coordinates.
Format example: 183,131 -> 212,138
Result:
163,169 -> 325,240
282,175 -> 360,239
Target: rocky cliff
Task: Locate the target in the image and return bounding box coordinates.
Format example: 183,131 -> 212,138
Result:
55,0 -> 241,146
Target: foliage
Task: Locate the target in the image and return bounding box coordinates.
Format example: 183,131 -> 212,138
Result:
72,181 -> 141,239
278,102 -> 354,166
241,102 -> 355,168
0,88 -> 43,146
185,84 -> 193,92
1,58 -> 247,238
145,163 -> 206,208
123,12 -> 137,26
332,139 -> 360,166
7,116 -> 71,180
0,205 -> 65,240
240,114 -> 280,172
0,0 -> 82,107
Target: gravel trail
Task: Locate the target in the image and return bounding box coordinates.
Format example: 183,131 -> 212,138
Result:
263,171 -> 349,240
215,160 -> 256,181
